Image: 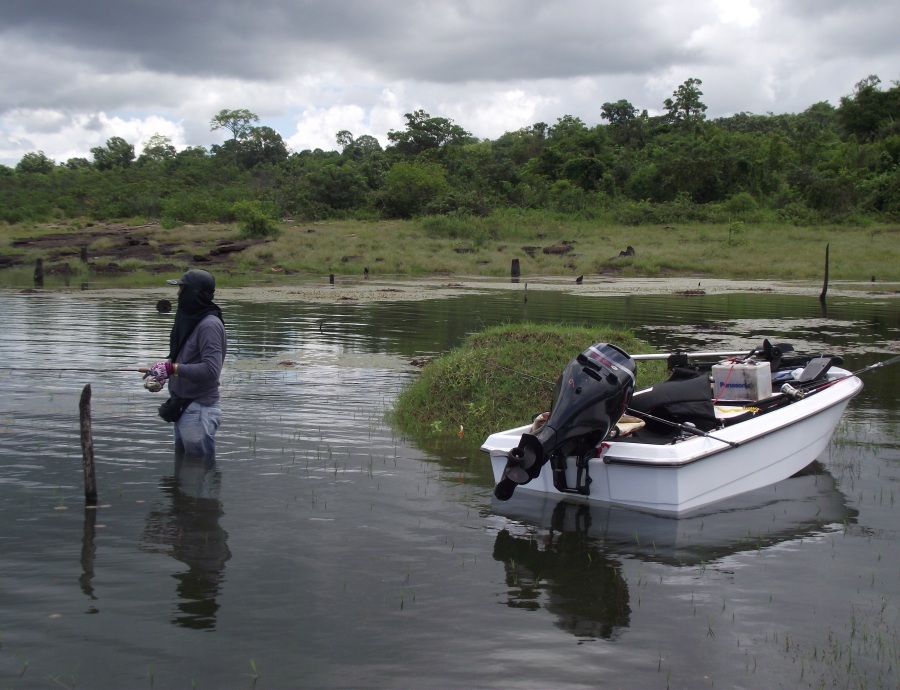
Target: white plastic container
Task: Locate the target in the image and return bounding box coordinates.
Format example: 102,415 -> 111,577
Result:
712,360 -> 772,401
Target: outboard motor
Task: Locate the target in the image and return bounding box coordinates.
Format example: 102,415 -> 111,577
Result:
494,343 -> 636,501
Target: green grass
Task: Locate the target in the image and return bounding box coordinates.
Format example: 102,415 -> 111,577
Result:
1,214 -> 898,288
391,322 -> 667,447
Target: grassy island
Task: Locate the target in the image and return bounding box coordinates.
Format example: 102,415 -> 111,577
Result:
392,323 -> 668,446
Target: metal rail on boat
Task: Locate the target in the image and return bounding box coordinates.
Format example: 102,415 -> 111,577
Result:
630,349 -> 759,361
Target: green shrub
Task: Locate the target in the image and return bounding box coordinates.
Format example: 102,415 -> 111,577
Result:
421,214 -> 472,239
232,200 -> 282,238
381,161 -> 449,218
723,191 -> 759,214
776,202 -> 820,226
727,221 -> 747,246
161,193 -> 232,224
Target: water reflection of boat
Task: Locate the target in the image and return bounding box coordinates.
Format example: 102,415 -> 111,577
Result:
492,514 -> 631,641
490,462 -> 857,567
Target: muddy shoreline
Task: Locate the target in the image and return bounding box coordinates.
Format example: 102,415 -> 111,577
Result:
7,275 -> 897,303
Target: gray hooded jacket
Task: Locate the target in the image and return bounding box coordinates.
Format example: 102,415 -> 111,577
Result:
167,314 -> 226,406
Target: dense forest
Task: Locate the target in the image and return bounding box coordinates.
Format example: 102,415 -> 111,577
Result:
2,76 -> 898,229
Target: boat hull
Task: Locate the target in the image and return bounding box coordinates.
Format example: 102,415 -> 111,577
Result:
483,372 -> 863,514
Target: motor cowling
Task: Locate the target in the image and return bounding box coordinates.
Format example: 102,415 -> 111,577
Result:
494,343 -> 636,500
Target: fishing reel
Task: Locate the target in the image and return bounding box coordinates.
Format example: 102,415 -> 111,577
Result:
144,376 -> 164,392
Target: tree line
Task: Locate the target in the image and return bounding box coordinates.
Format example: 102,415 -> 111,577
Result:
2,76 -> 898,229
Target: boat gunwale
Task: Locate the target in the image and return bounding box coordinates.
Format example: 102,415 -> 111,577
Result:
600,374 -> 863,468
481,372 -> 864,469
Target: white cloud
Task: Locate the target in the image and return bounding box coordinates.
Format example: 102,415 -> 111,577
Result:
715,0 -> 760,27
286,105 -> 369,153
459,89 -> 558,139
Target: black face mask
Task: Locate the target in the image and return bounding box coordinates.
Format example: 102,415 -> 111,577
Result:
168,283 -> 223,360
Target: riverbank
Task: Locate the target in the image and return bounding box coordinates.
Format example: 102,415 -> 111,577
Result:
2,218 -> 899,291
13,275 -> 897,303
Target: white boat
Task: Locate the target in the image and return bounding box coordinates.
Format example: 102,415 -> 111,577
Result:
482,342 -> 870,514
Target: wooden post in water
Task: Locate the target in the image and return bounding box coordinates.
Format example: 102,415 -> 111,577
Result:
819,243 -> 829,303
79,384 -> 98,506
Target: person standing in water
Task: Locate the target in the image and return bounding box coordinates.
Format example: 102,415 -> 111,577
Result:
141,269 -> 227,456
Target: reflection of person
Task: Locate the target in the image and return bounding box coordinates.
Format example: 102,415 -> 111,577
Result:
140,269 -> 227,456
140,455 -> 231,630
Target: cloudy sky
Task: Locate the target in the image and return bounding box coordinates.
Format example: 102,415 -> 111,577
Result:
1,0 -> 897,167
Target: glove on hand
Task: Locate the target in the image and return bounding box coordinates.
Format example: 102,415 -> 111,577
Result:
143,361 -> 174,392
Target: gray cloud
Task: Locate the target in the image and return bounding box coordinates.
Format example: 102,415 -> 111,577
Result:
1,0 -> 898,165
3,1 -> 708,83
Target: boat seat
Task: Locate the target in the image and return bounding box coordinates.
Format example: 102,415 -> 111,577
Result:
630,374 -> 718,432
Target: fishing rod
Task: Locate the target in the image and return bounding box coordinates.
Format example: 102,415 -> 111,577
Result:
728,353 -> 900,410
623,353 -> 900,443
490,362 -> 556,386
0,367 -> 143,373
624,407 -> 741,448
791,353 -> 900,397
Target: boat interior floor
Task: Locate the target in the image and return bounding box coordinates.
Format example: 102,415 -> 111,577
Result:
597,349 -> 839,449
612,397 -> 786,446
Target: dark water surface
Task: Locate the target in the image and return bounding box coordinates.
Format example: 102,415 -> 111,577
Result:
0,287 -> 897,689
